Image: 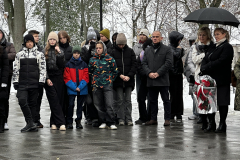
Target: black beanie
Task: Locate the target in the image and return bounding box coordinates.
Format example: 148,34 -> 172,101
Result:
24,34 -> 35,46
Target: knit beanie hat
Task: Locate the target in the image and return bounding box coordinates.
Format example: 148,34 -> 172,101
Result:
72,45 -> 81,54
99,28 -> 110,40
138,29 -> 150,38
24,34 -> 35,46
116,33 -> 127,45
87,26 -> 97,41
48,31 -> 59,42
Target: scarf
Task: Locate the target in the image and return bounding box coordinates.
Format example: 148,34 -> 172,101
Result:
215,38 -> 226,47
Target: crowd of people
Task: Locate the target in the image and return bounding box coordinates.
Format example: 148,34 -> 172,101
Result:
0,25 -> 237,133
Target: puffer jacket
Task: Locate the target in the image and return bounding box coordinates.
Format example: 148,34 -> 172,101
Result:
0,47 -> 9,98
81,44 -> 95,65
44,46 -> 65,79
59,42 -> 73,63
64,57 -> 89,95
184,46 -> 195,82
0,28 -> 16,75
110,45 -> 137,90
13,46 -> 46,89
88,41 -> 118,89
169,31 -> 184,75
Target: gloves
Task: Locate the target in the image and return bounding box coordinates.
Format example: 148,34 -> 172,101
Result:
198,45 -> 208,52
13,83 -> 19,90
89,41 -> 96,50
1,83 -> 7,87
142,38 -> 152,51
189,75 -> 195,84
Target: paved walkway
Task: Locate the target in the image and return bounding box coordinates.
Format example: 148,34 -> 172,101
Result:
0,93 -> 240,160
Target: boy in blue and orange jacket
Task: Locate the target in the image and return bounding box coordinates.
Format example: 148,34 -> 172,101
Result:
64,46 -> 89,129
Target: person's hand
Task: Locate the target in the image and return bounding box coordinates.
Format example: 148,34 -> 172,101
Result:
1,83 -> 7,87
177,46 -> 182,49
76,87 -> 80,92
120,74 -> 125,80
149,73 -> 155,79
90,41 -> 96,49
47,79 -> 53,86
55,46 -> 61,53
13,83 -> 19,90
123,76 -> 130,81
153,73 -> 159,78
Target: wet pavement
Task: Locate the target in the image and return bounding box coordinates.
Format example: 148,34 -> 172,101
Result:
1,92 -> 240,160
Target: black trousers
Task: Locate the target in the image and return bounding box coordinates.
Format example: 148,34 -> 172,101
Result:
169,74 -> 184,119
137,78 -> 150,122
0,99 -> 5,119
84,86 -> 99,121
63,85 -> 69,119
148,86 -> 171,121
44,74 -> 66,127
35,86 -> 44,122
3,75 -> 12,123
16,88 -> 38,123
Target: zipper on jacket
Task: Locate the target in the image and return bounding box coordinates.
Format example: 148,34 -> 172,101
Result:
122,50 -> 125,87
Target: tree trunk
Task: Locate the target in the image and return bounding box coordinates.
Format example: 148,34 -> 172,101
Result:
45,0 -> 50,42
81,0 -> 87,40
3,0 -> 14,42
154,0 -> 160,31
13,0 -> 26,52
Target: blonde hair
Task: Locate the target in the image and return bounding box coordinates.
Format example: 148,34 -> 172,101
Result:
44,40 -> 59,59
196,27 -> 213,42
214,28 -> 230,42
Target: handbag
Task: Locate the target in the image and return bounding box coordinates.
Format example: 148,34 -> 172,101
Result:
231,70 -> 237,87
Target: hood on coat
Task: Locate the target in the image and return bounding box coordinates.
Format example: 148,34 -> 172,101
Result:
0,28 -> 6,45
95,40 -> 107,55
169,31 -> 184,48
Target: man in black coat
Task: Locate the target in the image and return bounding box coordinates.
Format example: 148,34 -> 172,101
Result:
142,31 -> 173,126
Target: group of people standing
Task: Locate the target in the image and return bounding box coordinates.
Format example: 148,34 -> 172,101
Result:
0,24 -> 237,134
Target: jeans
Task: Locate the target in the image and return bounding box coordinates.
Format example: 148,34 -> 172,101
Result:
92,86 -> 115,126
115,87 -> 133,122
3,75 -> 12,122
148,86 -> 171,121
191,94 -> 198,116
67,95 -> 85,124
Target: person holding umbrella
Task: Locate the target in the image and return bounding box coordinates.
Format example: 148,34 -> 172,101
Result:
200,28 -> 233,133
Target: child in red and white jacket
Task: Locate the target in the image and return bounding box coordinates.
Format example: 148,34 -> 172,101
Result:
64,45 -> 89,129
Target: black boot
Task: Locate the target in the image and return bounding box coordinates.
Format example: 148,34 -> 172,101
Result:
197,115 -> 203,124
204,114 -> 216,133
215,122 -> 227,133
21,120 -> 38,132
201,114 -> 208,130
0,117 -> 4,133
75,119 -> 83,129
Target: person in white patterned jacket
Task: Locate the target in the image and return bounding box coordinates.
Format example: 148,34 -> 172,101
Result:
12,34 -> 46,133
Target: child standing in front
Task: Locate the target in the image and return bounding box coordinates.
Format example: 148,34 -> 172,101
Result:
64,46 -> 89,129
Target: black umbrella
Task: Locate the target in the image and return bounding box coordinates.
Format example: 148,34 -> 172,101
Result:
184,7 -> 240,27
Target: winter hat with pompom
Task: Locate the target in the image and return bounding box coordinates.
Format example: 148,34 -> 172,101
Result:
87,26 -> 97,41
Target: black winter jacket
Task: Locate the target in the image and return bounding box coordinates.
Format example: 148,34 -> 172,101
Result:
81,44 -> 95,65
169,31 -> 184,75
201,40 -> 233,86
110,45 -> 137,89
45,46 -> 65,79
59,42 -> 73,63
0,47 -> 9,84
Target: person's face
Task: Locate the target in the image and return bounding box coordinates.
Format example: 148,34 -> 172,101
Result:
117,44 -> 125,49
33,34 -> 39,43
59,34 -> 67,44
151,32 -> 163,44
214,30 -> 226,42
96,44 -> 104,55
139,34 -> 147,41
73,52 -> 80,59
26,40 -> 34,49
0,31 -> 3,40
100,34 -> 108,42
198,32 -> 208,44
49,39 -> 57,46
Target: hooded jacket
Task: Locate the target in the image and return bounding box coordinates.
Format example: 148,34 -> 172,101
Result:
12,45 -> 46,89
64,56 -> 89,95
168,31 -> 184,75
59,42 -> 73,63
88,41 -> 118,89
0,47 -> 9,85
110,45 -> 137,90
0,28 -> 16,75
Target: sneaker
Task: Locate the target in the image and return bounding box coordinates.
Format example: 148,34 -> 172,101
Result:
128,121 -> 133,126
108,125 -> 117,130
75,119 -> 83,129
99,123 -> 107,129
51,124 -> 57,130
188,115 -> 198,120
36,121 -> 44,128
67,124 -> 73,129
135,119 -> 144,125
170,119 -> 175,123
176,119 -> 182,123
59,125 -> 66,131
21,121 -> 38,132
119,121 -> 125,126
4,123 -> 9,130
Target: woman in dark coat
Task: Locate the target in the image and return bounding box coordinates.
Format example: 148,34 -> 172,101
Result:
0,46 -> 9,133
110,33 -> 137,126
200,28 -> 233,133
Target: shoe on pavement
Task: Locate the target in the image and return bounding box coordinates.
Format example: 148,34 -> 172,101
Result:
188,115 -> 198,120
21,121 -> 38,132
75,119 -> 83,129
108,125 -> 117,130
4,123 -> 9,130
99,123 -> 107,129
128,121 -> 133,126
51,124 -> 57,130
119,121 -> 125,126
36,121 -> 43,128
67,124 -> 73,129
92,121 -> 99,127
59,125 -> 66,131
145,120 -> 158,125
135,119 -> 145,125
163,120 -> 170,126
170,119 -> 175,123
176,119 -> 182,123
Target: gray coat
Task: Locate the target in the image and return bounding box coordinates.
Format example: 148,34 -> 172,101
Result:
133,42 -> 143,58
184,46 -> 196,82
142,42 -> 173,87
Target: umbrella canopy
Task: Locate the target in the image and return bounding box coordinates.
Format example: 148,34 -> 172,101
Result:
184,7 -> 240,27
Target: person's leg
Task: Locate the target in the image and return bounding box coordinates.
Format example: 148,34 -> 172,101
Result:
4,74 -> 12,123
136,73 -> 141,101
136,81 -> 148,123
0,99 -> 5,132
35,86 -> 43,124
216,105 -> 228,133
76,95 -> 85,121
147,87 -> 159,122
103,86 -> 115,127
86,89 -> 99,126
159,86 -> 171,121
92,88 -> 106,125
124,87 -> 133,123
116,87 -> 125,123
27,88 -> 39,123
204,113 -> 216,132
67,95 -> 75,124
